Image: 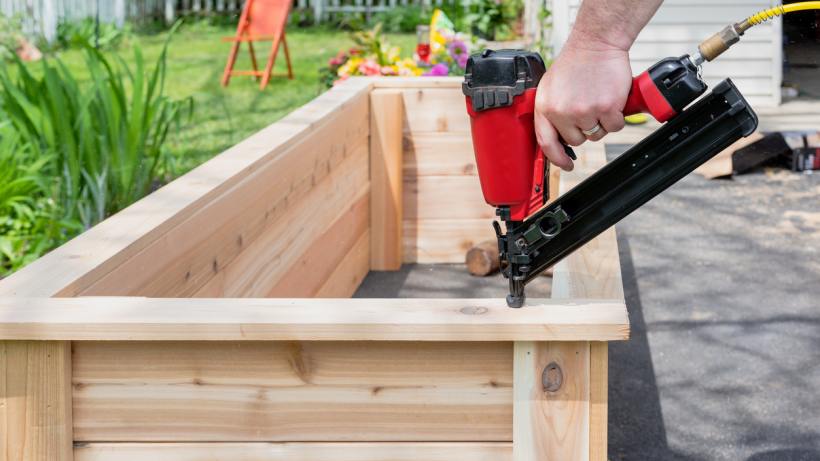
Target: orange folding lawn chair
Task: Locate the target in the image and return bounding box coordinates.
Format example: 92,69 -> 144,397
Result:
221,0 -> 294,90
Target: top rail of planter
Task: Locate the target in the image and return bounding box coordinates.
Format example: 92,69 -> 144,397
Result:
0,297 -> 628,341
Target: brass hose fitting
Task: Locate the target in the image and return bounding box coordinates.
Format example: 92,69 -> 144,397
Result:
697,24 -> 743,62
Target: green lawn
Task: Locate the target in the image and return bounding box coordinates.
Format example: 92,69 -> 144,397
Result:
45,22 -> 415,174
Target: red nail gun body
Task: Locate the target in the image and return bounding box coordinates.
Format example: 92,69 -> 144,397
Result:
462,50 -> 758,307
464,49 -> 707,223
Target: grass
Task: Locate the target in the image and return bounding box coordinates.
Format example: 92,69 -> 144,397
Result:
39,22 -> 415,174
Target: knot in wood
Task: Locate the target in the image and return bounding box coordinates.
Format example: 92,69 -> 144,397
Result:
542,361 -> 563,393
459,306 -> 488,316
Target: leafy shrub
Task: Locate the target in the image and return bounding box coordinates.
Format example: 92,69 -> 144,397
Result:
464,0 -> 523,40
334,12 -> 368,31
0,13 -> 24,60
289,7 -> 316,28
56,18 -> 129,50
0,123 -> 65,273
372,5 -> 431,33
437,3 -> 470,31
0,26 -> 192,235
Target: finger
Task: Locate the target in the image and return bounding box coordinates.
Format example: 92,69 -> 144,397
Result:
584,125 -> 607,142
552,120 -> 587,147
554,109 -> 600,146
535,112 -> 574,171
600,110 -> 626,134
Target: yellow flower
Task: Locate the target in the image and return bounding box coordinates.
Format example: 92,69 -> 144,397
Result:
387,46 -> 401,64
338,56 -> 363,77
396,58 -> 423,77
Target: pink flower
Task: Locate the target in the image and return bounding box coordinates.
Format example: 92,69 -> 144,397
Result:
423,63 -> 449,77
359,59 -> 381,76
448,39 -> 468,58
457,54 -> 468,69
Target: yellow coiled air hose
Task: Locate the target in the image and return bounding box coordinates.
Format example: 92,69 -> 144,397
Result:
696,1 -> 820,63
745,1 -> 820,27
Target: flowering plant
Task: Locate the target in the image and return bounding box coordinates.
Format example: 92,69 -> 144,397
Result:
320,24 -> 423,88
421,10 -> 473,77
423,33 -> 471,76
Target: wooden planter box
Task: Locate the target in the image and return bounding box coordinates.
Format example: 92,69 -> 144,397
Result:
0,77 -> 629,461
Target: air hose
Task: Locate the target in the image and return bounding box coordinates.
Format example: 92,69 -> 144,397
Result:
693,1 -> 820,65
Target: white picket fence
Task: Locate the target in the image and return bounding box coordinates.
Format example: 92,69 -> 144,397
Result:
309,0 -> 453,22
1,0 -> 460,42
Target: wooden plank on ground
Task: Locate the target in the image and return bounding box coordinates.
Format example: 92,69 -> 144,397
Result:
0,298 -> 628,342
74,442 -> 512,461
0,341 -> 73,461
370,90 -> 404,270
695,132 -> 764,179
72,341 -> 513,442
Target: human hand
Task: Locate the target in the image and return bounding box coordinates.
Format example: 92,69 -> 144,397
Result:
534,42 -> 633,171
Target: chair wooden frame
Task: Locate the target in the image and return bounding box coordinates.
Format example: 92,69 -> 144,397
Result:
221,0 -> 294,89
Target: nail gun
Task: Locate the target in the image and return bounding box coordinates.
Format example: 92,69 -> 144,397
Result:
462,50 -> 758,307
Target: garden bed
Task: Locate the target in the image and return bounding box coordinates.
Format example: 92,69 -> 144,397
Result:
0,77 -> 628,461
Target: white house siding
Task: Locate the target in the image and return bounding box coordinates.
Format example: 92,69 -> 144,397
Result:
552,0 -> 782,106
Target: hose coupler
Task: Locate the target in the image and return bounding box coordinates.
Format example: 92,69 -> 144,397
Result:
697,24 -> 744,62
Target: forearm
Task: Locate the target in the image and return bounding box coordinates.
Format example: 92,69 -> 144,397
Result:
568,0 -> 663,51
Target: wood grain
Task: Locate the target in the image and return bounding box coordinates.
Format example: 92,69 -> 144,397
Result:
403,132 -> 475,177
513,341 -> 590,461
72,341 -> 513,442
370,90 -> 404,270
403,175 -> 491,221
315,231 -> 371,298
396,85 -> 493,265
589,341 -> 609,461
400,88 -> 470,134
371,76 -> 461,89
403,219 -> 495,263
74,442 -> 512,461
0,297 -> 628,342
1,341 -> 73,461
266,196 -> 369,297
210,153 -> 369,297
